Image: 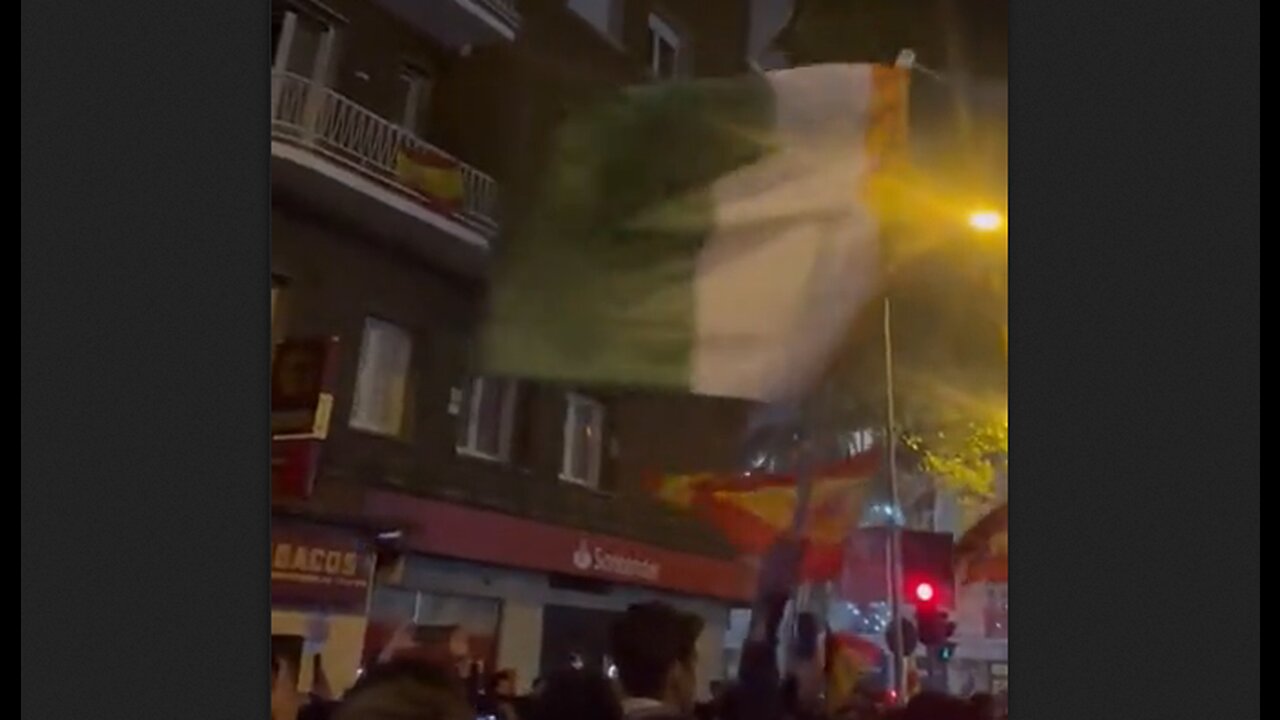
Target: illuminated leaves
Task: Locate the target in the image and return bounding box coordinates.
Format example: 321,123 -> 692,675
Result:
904,417 -> 1006,503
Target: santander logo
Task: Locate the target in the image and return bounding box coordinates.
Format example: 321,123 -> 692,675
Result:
571,539 -> 660,582
572,541 -> 594,571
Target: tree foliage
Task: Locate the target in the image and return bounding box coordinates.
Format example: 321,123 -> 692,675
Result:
815,196 -> 1007,504
904,416 -> 1006,505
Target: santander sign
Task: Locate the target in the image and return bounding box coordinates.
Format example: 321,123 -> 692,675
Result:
572,540 -> 660,583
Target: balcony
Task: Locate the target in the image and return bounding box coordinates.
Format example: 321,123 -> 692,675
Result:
271,73 -> 498,272
373,0 -> 520,49
415,459 -> 740,559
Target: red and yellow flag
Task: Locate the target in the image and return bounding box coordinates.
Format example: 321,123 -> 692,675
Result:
825,631 -> 882,713
394,144 -> 465,211
648,450 -> 879,580
646,470 -> 742,510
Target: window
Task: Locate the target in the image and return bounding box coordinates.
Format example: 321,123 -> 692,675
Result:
456,377 -> 518,461
648,14 -> 683,78
567,0 -> 623,43
841,428 -> 876,457
350,317 -> 412,437
270,3 -> 340,82
272,11 -> 285,62
397,65 -> 434,137
561,393 -> 605,487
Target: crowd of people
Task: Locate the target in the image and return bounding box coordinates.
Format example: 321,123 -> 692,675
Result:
271,601 -> 1004,720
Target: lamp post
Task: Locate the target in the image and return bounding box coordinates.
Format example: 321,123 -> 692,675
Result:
884,208 -> 1004,701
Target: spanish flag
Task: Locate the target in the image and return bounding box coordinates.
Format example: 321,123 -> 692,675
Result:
825,631 -> 882,714
649,450 -> 878,580
394,144 -> 465,212
647,470 -> 743,510
955,502 -> 1008,584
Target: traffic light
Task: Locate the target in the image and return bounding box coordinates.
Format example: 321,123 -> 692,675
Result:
884,617 -> 919,657
912,581 -> 936,604
934,641 -> 957,663
915,606 -> 957,662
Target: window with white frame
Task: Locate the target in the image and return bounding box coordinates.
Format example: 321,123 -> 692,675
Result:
567,0 -> 623,43
456,377 -> 518,461
561,393 -> 605,487
648,14 -> 683,78
271,3 -> 340,81
350,317 -> 413,437
397,64 -> 434,137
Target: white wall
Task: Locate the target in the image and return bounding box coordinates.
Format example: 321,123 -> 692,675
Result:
271,610 -> 369,696
495,599 -> 543,693
695,620 -> 728,697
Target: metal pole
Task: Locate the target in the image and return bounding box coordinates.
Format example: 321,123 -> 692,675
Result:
882,529 -> 899,699
790,431 -> 815,535
884,296 -> 908,702
783,431 -> 815,678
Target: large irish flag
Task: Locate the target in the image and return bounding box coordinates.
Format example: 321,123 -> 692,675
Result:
481,64 -> 908,401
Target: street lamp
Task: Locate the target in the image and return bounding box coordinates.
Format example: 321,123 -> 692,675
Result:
967,209 -> 1004,233
883,207 -> 1003,701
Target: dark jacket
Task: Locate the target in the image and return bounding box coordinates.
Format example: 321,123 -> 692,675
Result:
333,659 -> 473,720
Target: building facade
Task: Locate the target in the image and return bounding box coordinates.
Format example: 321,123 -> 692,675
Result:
269,0 -> 756,696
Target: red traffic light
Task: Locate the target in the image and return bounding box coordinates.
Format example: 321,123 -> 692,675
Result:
913,582 -> 936,603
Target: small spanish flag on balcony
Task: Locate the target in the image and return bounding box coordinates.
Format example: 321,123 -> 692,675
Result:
395,144 -> 465,212
648,450 -> 878,580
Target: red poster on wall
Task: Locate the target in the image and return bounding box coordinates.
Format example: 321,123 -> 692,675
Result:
272,438 -> 322,501
271,336 -> 340,438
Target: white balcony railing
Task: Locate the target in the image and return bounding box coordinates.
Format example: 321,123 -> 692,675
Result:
476,0 -> 520,26
271,72 -> 499,236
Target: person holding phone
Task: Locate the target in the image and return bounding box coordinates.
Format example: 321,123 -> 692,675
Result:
333,623 -> 473,720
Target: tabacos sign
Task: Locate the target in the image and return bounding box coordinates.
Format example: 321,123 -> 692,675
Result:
571,540 -> 661,583
271,521 -> 372,613
272,543 -> 364,585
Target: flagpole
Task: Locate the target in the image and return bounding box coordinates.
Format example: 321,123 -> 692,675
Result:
883,296 -> 908,703
784,419 -> 816,680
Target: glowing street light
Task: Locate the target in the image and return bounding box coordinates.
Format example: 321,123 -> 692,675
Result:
967,209 -> 1004,233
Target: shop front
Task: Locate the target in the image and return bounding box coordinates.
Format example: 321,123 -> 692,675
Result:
946,582 -> 1007,698
362,490 -> 755,695
270,517 -> 376,695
